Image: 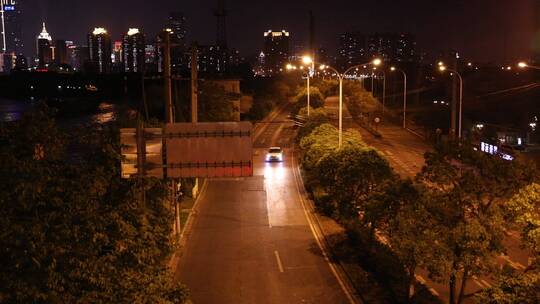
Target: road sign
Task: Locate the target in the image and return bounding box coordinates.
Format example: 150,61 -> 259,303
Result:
120,128 -> 163,179
165,122 -> 253,178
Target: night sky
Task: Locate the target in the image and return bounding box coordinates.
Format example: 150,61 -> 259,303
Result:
23,0 -> 537,62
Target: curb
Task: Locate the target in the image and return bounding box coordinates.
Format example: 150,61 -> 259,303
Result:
291,148 -> 363,304
168,179 -> 209,272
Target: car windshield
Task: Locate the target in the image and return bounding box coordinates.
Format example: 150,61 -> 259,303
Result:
269,148 -> 282,153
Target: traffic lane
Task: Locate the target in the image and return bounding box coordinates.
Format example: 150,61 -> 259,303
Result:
257,148 -> 350,303
177,177 -> 305,304
176,154 -> 349,303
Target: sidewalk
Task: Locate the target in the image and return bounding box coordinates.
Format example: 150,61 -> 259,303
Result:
325,97 -> 431,178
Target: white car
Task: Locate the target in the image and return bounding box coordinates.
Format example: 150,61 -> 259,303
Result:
266,147 -> 283,162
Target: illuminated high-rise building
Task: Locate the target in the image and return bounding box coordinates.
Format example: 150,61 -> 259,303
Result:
337,32 -> 366,70
167,12 -> 189,72
366,33 -> 416,63
87,27 -> 112,73
1,0 -> 23,54
263,30 -> 290,76
36,22 -> 53,68
168,12 -> 187,47
54,40 -> 69,65
122,28 -> 145,73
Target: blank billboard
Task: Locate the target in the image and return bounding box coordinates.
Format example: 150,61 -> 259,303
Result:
165,122 -> 253,178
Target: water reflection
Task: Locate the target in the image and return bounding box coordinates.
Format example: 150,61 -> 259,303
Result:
0,99 -> 30,122
92,102 -> 117,124
0,99 -> 121,126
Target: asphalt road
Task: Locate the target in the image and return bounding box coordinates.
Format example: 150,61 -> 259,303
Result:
175,105 -> 352,304
324,97 -> 429,178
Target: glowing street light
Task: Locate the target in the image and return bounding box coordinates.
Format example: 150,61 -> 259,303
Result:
302,56 -> 313,65
439,65 -> 464,139
518,61 -> 540,70
300,55 -> 316,117
391,66 -> 407,129
315,58 -> 382,148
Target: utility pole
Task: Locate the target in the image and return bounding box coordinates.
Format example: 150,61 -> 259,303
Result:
450,51 -> 458,138
163,30 -> 180,237
164,32 -> 174,123
191,43 -> 198,123
190,42 -> 200,234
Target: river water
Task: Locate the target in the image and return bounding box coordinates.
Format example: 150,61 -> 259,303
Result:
0,99 -> 122,126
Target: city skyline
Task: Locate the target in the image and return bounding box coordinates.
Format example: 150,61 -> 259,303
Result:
23,0 -> 537,62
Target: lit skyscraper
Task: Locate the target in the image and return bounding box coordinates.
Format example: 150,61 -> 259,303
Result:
87,27 -> 112,73
338,32 -> 366,70
55,40 -> 69,66
167,12 -> 188,72
122,28 -> 145,73
168,12 -> 187,47
36,22 -> 52,68
263,30 -> 290,76
1,0 -> 23,54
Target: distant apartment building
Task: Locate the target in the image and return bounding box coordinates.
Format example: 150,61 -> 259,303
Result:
367,33 -> 416,63
337,32 -> 366,70
87,27 -> 112,73
122,28 -> 145,73
262,30 -> 290,76
1,0 -> 23,54
338,32 -> 417,69
54,40 -> 69,66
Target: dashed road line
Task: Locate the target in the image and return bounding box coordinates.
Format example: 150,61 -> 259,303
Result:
501,255 -> 526,270
274,250 -> 284,273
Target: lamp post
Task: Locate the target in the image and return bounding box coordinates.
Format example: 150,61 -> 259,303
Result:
439,65 -> 463,139
319,58 -> 382,148
391,67 -> 407,129
518,61 -> 540,70
377,69 -> 386,114
302,56 -> 316,117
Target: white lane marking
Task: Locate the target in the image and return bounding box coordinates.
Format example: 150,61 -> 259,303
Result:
481,279 -> 492,288
415,275 -> 426,284
473,278 -> 486,289
291,153 -> 357,304
501,255 -> 526,270
429,288 -> 440,296
274,250 -> 284,273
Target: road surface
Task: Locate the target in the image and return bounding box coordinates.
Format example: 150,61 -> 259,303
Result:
175,104 -> 352,304
324,96 -> 429,177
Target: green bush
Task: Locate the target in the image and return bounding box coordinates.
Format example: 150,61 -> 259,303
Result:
291,86 -> 325,115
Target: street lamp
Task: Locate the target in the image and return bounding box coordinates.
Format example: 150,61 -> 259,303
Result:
321,58 -> 382,148
439,65 -> 464,139
301,55 -> 316,117
390,66 -> 407,129
518,61 -> 540,70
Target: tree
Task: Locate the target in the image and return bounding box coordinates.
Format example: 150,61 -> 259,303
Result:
198,82 -> 237,122
416,143 -> 536,304
384,181 -> 442,303
475,183 -> 540,303
316,146 -> 393,221
295,107 -> 330,141
292,86 -> 325,115
0,106 -> 189,303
